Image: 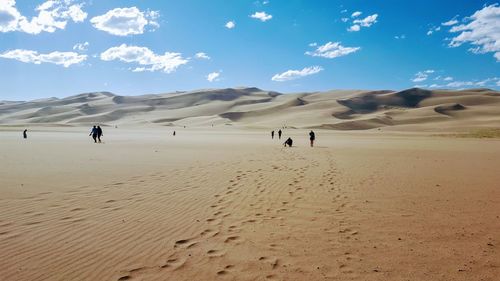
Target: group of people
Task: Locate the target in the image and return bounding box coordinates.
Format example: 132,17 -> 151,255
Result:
89,126 -> 104,143
271,129 -> 316,148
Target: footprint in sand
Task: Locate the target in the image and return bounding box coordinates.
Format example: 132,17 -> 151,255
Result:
217,265 -> 235,275
224,236 -> 242,243
207,249 -> 225,258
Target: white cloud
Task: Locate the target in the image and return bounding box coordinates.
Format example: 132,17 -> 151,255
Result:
207,71 -> 220,82
308,42 -> 317,47
448,4 -> 500,61
195,52 -> 210,60
90,7 -> 159,36
348,13 -> 378,31
427,25 -> 441,35
272,66 -> 323,82
340,9 -> 347,14
351,11 -> 362,18
0,49 -> 87,67
442,16 -> 459,26
412,73 -> 499,89
73,41 -> 89,51
250,11 -> 272,22
225,21 -> 235,29
305,41 -> 360,59
446,81 -> 474,87
0,0 -> 87,34
411,70 -> 434,82
340,17 -> 349,23
394,34 -> 406,39
100,44 -> 188,73
353,14 -> 378,27
348,24 -> 360,32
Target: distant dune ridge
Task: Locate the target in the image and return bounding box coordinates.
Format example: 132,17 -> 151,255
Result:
1,87 -> 499,130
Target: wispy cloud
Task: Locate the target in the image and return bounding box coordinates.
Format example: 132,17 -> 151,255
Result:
250,11 -> 272,22
305,42 -> 360,59
0,0 -> 87,34
90,7 -> 159,36
195,52 -> 210,60
345,12 -> 378,32
100,44 -> 188,73
412,71 -> 499,89
73,42 -> 89,52
411,70 -> 435,82
442,15 -> 459,26
426,25 -> 441,35
271,66 -> 323,82
448,4 -> 500,61
0,49 -> 87,67
351,11 -> 362,18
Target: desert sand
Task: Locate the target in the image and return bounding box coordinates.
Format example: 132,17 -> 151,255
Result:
1,87 -> 500,131
1,88 -> 500,280
0,126 -> 499,281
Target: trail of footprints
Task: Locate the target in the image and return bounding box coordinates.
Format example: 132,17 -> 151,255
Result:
114,149 -> 361,280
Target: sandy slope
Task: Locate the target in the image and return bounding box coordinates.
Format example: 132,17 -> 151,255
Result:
0,128 -> 499,281
1,87 -> 499,131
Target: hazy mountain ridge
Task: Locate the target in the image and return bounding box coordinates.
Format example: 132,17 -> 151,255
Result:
1,87 -> 499,131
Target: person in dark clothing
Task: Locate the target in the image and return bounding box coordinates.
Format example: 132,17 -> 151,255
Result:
278,129 -> 282,139
309,130 -> 315,147
89,126 -> 98,143
96,126 -> 103,143
283,137 -> 293,147
173,131 -> 176,136
23,129 -> 27,139
271,130 -> 274,139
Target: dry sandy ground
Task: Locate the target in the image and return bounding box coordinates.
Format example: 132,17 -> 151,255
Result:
0,127 -> 499,281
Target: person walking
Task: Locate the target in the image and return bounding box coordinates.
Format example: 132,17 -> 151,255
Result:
278,129 -> 282,140
23,129 -> 27,139
89,126 -> 98,143
271,130 -> 275,139
96,126 -> 103,143
173,131 -> 176,136
309,130 -> 315,147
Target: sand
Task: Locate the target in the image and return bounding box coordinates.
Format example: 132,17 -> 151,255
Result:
2,87 -> 500,131
0,127 -> 499,281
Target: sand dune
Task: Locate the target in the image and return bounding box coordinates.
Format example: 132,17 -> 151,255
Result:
1,87 -> 499,131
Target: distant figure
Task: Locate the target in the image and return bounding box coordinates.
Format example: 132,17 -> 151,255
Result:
283,137 -> 293,147
278,129 -> 282,140
271,130 -> 275,139
23,129 -> 27,139
97,126 -> 103,143
309,130 -> 315,147
173,131 -> 176,136
89,126 -> 98,143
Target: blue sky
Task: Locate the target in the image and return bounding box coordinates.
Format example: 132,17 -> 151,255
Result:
0,0 -> 499,100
